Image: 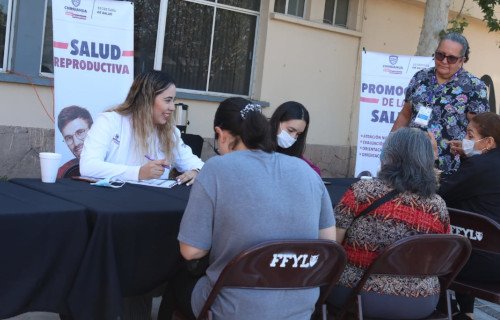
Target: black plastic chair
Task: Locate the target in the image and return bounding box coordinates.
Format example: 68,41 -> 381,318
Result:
181,133 -> 204,158
195,240 -> 347,320
448,208 -> 500,304
337,234 -> 472,320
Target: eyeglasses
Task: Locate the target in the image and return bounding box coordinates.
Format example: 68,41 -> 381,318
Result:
434,51 -> 463,64
64,128 -> 88,144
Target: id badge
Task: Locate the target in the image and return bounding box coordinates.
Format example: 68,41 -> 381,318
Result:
414,106 -> 432,127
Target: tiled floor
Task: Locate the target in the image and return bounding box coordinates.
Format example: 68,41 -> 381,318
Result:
3,297 -> 499,319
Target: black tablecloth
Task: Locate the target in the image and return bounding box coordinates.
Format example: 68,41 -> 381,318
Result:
0,182 -> 88,318
5,177 -> 356,319
323,177 -> 358,207
11,178 -> 191,320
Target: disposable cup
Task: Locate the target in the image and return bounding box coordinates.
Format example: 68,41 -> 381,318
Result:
39,152 -> 62,183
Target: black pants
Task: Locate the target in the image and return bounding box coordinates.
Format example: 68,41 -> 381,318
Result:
158,267 -> 202,320
454,251 -> 500,313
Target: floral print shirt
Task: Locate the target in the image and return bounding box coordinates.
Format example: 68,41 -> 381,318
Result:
335,179 -> 450,297
405,67 -> 489,174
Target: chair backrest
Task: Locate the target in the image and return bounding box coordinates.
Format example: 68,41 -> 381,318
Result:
448,207 -> 500,254
181,133 -> 204,158
61,163 -> 80,178
342,234 -> 471,315
197,239 -> 347,319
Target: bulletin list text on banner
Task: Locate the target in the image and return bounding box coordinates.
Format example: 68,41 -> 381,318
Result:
52,0 -> 134,174
354,51 -> 433,177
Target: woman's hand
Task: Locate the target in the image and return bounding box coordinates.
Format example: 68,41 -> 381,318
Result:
139,160 -> 168,180
176,169 -> 199,186
448,140 -> 464,157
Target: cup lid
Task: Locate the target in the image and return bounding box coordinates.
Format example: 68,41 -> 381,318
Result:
39,152 -> 62,159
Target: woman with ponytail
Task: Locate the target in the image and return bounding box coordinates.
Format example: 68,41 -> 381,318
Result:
159,97 -> 335,320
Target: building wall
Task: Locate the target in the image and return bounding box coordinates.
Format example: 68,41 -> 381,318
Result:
0,82 -> 54,129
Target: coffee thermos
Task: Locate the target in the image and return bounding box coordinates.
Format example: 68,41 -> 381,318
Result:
175,103 -> 189,133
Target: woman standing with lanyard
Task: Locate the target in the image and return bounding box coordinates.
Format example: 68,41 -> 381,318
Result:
391,32 -> 489,175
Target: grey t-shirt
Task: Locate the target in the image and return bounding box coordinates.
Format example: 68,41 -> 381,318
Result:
178,150 -> 335,320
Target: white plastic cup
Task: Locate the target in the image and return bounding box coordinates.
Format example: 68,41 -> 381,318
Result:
39,152 -> 62,183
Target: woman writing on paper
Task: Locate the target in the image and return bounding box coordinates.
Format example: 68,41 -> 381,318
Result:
80,70 -> 203,185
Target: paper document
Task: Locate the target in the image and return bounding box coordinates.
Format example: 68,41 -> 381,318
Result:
126,179 -> 178,189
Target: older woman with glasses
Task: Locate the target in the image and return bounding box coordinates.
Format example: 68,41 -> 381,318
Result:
391,32 -> 489,175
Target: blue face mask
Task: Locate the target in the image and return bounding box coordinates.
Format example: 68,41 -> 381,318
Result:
90,178 -> 126,188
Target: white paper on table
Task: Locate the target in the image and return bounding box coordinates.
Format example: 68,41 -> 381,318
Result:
126,179 -> 178,188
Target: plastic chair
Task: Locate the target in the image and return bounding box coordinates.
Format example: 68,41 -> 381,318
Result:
61,163 -> 80,178
181,133 -> 204,158
337,234 -> 472,320
196,239 -> 347,320
448,207 -> 500,304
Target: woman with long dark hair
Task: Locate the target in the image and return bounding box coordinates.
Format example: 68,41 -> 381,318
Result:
159,97 -> 335,320
269,101 -> 321,175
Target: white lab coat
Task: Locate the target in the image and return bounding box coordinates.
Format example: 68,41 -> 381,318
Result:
80,111 -> 204,181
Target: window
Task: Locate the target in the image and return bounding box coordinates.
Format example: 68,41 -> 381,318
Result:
0,0 -> 12,71
41,0 -> 53,74
159,0 -> 259,96
323,0 -> 349,27
274,0 -> 305,18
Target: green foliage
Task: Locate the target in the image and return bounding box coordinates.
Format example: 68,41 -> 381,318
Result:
446,16 -> 469,34
475,0 -> 500,32
0,176 -> 8,181
443,0 -> 497,39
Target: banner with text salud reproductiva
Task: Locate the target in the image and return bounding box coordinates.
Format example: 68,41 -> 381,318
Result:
52,0 -> 134,173
354,51 -> 433,177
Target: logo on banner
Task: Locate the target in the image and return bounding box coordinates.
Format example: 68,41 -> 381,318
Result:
389,55 -> 398,65
64,0 -> 88,20
382,55 -> 403,75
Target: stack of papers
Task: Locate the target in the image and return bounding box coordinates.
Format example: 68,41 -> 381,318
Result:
126,179 -> 178,188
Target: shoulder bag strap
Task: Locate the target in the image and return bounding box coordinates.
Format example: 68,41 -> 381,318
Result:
353,189 -> 399,221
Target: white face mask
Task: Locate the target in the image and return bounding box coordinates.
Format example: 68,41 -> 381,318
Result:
462,138 -> 483,157
277,130 -> 297,149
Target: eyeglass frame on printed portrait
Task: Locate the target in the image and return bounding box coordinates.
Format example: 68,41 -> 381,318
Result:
433,51 -> 463,64
63,128 -> 88,144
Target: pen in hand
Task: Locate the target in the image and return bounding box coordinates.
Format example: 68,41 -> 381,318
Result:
144,155 -> 171,169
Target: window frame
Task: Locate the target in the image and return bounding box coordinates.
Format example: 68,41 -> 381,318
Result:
1,0 -> 14,72
323,0 -> 349,28
39,0 -> 53,78
0,0 -> 52,86
275,0 -> 306,18
154,0 -> 260,98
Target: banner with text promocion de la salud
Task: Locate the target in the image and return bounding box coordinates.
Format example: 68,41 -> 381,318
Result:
52,0 -> 134,172
354,51 -> 433,177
